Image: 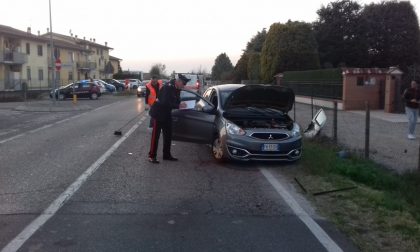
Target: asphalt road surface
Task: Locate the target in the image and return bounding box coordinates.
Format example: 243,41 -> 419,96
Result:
0,96 -> 358,252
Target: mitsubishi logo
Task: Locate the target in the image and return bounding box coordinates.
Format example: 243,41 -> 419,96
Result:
268,134 -> 274,140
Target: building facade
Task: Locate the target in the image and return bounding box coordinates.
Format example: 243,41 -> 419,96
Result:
0,24 -> 121,92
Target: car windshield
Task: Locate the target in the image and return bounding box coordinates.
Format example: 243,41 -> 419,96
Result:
220,90 -> 234,109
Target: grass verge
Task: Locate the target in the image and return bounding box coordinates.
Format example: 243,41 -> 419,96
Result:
298,138 -> 420,251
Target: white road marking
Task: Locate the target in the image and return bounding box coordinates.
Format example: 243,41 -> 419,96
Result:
0,133 -> 26,144
0,103 -> 118,145
260,168 -> 343,252
29,124 -> 53,134
1,116 -> 147,252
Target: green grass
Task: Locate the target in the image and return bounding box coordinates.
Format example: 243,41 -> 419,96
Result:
302,139 -> 420,223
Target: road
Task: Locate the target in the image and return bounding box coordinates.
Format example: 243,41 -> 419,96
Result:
0,96 -> 357,251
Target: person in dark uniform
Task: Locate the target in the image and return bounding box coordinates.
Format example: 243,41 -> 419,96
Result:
148,74 -> 190,163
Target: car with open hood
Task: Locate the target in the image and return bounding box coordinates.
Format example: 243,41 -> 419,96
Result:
171,84 -> 325,162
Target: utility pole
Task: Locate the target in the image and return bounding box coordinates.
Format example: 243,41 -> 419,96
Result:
49,0 -> 56,104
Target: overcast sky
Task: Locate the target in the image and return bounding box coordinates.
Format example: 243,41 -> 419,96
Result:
1,0 -> 418,73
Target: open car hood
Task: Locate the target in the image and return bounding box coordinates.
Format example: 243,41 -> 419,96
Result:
224,85 -> 295,113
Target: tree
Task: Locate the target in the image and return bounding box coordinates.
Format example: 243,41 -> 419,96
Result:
361,1 -> 420,69
233,29 -> 267,83
211,53 -> 234,81
313,0 -> 366,68
246,29 -> 267,53
261,21 -> 320,83
233,53 -> 249,83
149,63 -> 167,78
247,52 -> 261,81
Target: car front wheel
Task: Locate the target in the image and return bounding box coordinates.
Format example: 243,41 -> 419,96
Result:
90,93 -> 98,100
58,93 -> 65,100
212,137 -> 227,162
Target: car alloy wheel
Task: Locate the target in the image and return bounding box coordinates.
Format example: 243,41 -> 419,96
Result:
212,137 -> 226,161
91,93 -> 98,100
58,93 -> 65,100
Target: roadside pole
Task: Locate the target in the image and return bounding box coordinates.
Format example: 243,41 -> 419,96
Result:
365,101 -> 370,159
333,101 -> 337,143
49,0 -> 55,104
417,144 -> 420,171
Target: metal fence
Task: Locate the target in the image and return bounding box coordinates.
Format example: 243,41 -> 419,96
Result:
282,81 -> 343,100
294,98 -> 419,174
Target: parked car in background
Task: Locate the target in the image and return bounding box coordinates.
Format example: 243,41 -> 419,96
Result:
91,80 -> 106,93
95,79 -> 116,93
137,81 -> 147,97
170,84 -> 321,162
103,79 -> 125,91
128,79 -> 141,89
49,81 -> 101,100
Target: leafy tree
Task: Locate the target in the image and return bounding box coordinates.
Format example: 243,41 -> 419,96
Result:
261,21 -> 320,83
361,1 -> 420,69
211,53 -> 234,81
233,29 -> 267,83
246,29 -> 267,53
313,0 -> 366,68
233,53 -> 249,83
149,63 -> 167,78
247,52 -> 261,81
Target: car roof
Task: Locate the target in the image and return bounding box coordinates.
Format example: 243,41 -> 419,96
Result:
211,84 -> 244,92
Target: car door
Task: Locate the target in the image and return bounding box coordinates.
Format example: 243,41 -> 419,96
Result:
172,90 -> 216,144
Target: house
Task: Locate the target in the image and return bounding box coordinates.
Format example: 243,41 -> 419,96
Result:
108,55 -> 121,78
0,25 -> 49,90
0,24 -> 122,95
42,32 -> 113,83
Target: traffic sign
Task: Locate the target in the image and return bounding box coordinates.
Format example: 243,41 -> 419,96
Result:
55,58 -> 62,71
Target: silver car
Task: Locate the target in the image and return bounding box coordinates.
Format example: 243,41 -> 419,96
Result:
172,84 -> 308,162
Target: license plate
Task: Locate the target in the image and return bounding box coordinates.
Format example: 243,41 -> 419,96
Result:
262,144 -> 279,151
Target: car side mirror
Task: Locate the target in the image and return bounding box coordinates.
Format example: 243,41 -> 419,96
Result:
202,104 -> 215,113
304,109 -> 327,138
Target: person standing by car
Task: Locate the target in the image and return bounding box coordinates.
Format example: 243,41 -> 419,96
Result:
145,76 -> 163,127
148,74 -> 190,163
403,80 -> 420,140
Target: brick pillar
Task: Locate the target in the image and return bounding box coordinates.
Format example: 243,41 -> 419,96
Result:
384,75 -> 395,113
384,68 -> 403,113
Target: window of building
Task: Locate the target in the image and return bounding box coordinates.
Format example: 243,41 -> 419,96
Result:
54,48 -> 60,59
38,69 -> 44,81
27,67 -> 31,80
69,52 -> 74,62
96,48 -> 99,54
357,76 -> 376,86
68,71 -> 73,81
26,43 -> 30,55
37,45 -> 43,56
357,77 -> 364,86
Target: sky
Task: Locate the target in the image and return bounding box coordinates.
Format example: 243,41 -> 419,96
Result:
1,0 -> 419,74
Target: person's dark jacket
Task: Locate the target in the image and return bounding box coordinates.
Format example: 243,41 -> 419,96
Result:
403,87 -> 420,109
149,80 -> 180,122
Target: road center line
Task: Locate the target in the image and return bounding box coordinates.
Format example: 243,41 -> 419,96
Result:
1,115 -> 147,252
259,168 -> 343,252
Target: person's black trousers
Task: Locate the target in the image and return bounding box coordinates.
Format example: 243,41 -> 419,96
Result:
148,118 -> 172,159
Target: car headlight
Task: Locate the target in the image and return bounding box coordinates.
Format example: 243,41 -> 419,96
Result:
291,123 -> 301,137
226,121 -> 245,136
